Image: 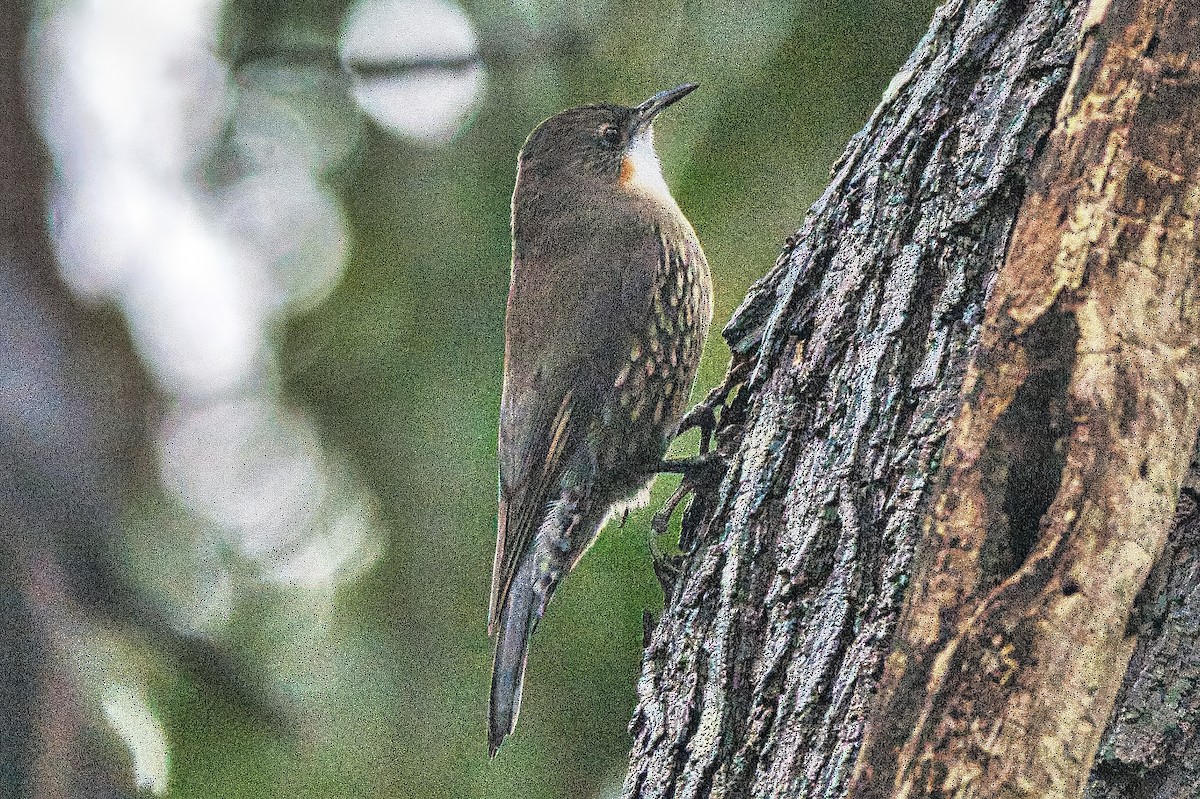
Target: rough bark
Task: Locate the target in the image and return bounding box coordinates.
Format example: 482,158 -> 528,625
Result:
850,0 -> 1200,796
1087,455 -> 1200,799
622,0 -> 1200,796
622,1 -> 1089,796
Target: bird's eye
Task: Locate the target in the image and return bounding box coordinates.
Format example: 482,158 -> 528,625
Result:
599,125 -> 622,148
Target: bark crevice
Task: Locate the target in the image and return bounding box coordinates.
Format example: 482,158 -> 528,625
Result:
981,308 -> 1077,579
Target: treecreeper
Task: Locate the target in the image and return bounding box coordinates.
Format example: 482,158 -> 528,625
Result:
488,84 -> 713,755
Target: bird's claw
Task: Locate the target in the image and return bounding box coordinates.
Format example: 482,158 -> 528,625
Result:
651,481 -> 692,535
651,451 -> 728,537
677,404 -> 718,453
648,533 -> 682,598
673,359 -> 750,453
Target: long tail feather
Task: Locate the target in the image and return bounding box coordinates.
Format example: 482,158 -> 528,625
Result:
488,557 -> 537,757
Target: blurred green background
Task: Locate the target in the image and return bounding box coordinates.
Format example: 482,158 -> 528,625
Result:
27,0 -> 935,796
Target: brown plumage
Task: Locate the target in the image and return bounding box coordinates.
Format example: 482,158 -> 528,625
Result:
489,84 -> 712,756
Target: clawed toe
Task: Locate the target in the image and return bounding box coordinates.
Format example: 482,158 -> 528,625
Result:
677,404 -> 718,453
657,451 -> 728,482
647,531 -> 682,598
651,481 -> 692,534
650,451 -> 728,537
673,360 -> 750,453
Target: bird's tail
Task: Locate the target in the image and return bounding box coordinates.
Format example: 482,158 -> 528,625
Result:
488,557 -> 537,757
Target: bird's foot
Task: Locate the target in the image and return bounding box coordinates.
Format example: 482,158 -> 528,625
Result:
648,359 -> 748,578
674,359 -> 750,453
651,451 -> 728,535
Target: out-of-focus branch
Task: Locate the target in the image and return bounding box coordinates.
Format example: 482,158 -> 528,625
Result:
1,0 -> 292,794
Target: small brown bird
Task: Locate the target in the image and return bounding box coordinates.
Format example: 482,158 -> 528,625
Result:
489,84 -> 712,755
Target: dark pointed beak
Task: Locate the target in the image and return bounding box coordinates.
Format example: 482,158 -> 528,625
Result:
634,83 -> 698,127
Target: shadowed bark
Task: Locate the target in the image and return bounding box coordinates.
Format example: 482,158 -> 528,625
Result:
1087,454 -> 1200,799
622,0 -> 1200,797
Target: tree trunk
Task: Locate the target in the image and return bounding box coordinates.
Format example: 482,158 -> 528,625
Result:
850,0 -> 1200,795
621,0 -> 1200,797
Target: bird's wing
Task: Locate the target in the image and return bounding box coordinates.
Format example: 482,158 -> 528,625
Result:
489,387 -> 575,635
488,221 -> 666,635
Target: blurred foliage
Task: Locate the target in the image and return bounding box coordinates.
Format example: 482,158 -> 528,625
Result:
135,0 -> 937,796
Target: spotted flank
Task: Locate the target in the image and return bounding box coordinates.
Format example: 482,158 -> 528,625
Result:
600,222 -> 708,472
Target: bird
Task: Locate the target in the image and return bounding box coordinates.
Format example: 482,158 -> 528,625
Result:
488,83 -> 712,756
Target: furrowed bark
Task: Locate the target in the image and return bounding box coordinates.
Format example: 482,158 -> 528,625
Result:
622,0 -> 1089,796
1086,453 -> 1200,799
849,0 -> 1200,797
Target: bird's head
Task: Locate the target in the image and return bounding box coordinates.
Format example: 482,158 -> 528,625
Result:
517,84 -> 698,204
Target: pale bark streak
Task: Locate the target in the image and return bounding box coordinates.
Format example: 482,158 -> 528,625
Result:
850,0 -> 1200,796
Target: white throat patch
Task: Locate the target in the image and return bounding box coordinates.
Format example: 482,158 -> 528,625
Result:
621,129 -> 677,208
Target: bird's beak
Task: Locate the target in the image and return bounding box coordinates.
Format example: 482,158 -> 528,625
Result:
634,83 -> 698,130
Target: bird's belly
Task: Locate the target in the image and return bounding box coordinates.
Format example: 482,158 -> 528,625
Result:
595,263 -> 709,488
